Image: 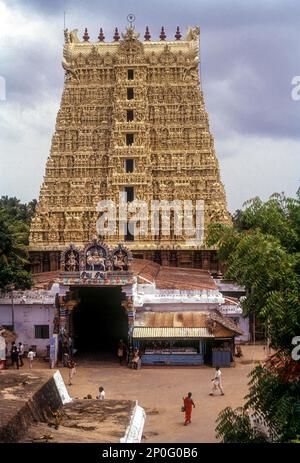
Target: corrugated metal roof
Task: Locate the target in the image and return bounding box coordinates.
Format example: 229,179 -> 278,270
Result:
132,327 -> 214,339
142,311 -> 207,328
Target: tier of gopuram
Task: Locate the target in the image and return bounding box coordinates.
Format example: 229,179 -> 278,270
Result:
29,24 -> 231,273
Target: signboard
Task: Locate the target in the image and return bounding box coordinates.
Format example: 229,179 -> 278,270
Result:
221,305 -> 242,315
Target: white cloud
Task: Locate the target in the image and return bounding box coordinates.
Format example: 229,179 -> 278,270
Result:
217,134 -> 300,211
0,97 -> 59,201
0,0 -> 299,215
0,1 -> 60,55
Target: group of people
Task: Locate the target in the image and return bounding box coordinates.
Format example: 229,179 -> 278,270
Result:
117,340 -> 141,370
182,366 -> 225,426
83,386 -> 105,400
10,342 -> 36,370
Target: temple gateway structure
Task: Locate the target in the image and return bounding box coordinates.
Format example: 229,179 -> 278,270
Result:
29,24 -> 231,273
1,25 -> 247,367
0,239 -> 247,366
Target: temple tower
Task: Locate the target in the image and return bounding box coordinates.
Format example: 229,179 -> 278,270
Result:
29,24 -> 231,272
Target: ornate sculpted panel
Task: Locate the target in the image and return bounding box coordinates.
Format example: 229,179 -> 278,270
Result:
30,25 -> 231,254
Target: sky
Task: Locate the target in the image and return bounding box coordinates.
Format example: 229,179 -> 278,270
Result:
0,0 -> 299,212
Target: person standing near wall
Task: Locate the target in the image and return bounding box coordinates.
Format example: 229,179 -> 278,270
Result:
27,348 -> 36,369
11,346 -> 19,370
0,333 -> 6,370
132,348 -> 141,370
117,339 -> 125,365
18,342 -> 24,367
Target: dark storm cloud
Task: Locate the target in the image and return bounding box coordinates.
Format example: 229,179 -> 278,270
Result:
202,22 -> 300,140
1,0 -> 300,209
4,47 -> 63,106
7,0 -> 300,138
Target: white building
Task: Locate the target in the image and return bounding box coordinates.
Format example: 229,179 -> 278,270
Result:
0,290 -> 55,355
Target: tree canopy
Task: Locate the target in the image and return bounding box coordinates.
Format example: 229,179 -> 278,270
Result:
208,190 -> 300,442
0,196 -> 36,291
207,190 -> 300,350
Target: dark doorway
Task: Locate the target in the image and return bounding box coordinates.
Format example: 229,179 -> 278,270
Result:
72,286 -> 128,356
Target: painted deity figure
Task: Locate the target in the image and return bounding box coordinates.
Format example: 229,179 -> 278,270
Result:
113,251 -> 127,271
93,250 -> 106,271
66,251 -> 77,271
86,248 -> 106,271
86,250 -> 94,270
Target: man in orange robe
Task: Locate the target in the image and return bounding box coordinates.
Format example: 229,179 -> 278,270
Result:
183,392 -> 195,425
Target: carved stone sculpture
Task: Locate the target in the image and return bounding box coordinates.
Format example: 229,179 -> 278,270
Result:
29,25 -> 231,270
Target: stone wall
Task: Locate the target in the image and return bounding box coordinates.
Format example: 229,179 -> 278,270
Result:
0,372 -> 62,443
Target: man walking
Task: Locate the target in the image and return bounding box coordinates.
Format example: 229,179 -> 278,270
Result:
182,392 -> 195,426
210,366 -> 225,396
67,358 -> 76,386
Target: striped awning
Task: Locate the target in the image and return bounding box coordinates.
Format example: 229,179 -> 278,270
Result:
132,327 -> 214,339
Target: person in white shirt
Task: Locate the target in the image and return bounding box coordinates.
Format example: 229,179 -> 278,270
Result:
27,348 -> 36,369
209,366 -> 224,395
97,386 -> 105,400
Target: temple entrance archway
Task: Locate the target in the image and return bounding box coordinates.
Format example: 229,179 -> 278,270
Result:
71,286 -> 128,359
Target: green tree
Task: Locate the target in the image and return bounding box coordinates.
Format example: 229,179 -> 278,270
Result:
216,406 -> 267,443
208,190 -> 300,442
207,191 -> 300,350
216,363 -> 300,443
0,196 -> 36,224
0,197 -> 35,290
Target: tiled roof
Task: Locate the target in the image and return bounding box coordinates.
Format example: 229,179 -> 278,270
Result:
208,309 -> 244,336
32,271 -> 60,289
264,351 -> 300,382
132,260 -> 216,291
131,260 -> 160,283
32,259 -> 217,291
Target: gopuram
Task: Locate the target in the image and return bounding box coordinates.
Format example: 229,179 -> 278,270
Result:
29,23 -> 231,273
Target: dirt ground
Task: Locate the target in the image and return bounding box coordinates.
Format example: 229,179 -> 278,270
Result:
4,345 -> 268,443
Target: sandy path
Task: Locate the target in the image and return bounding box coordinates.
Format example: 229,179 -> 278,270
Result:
11,345 -> 265,443
58,362 -> 254,443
